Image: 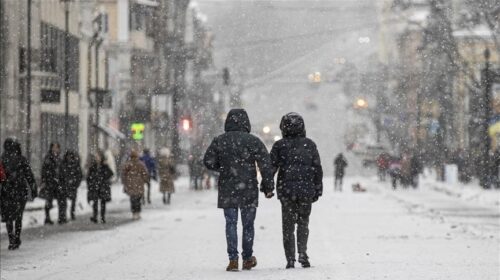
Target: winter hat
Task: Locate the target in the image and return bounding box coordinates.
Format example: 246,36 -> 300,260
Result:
130,150 -> 139,159
280,112 -> 306,138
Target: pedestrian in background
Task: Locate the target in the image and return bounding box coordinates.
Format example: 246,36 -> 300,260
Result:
40,142 -> 63,225
270,112 -> 323,269
158,148 -> 176,205
189,154 -> 204,190
122,150 -> 149,220
140,148 -> 156,204
410,153 -> 422,188
388,156 -> 402,190
60,150 -> 83,220
87,151 -> 113,223
0,138 -> 37,250
334,153 -> 348,191
376,152 -> 390,181
204,108 -> 274,272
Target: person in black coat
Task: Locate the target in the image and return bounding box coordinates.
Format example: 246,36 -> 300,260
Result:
41,142 -> 64,224
270,112 -> 323,269
86,150 -> 113,223
334,153 -> 348,191
60,150 -> 83,220
0,138 -> 37,250
204,108 -> 274,271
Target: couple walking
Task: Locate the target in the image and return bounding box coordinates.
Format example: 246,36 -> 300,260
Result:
204,109 -> 323,271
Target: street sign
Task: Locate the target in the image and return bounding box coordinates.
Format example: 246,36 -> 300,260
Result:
131,123 -> 145,140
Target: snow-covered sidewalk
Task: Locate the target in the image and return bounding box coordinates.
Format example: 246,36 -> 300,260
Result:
0,177 -> 191,234
1,176 -> 499,280
419,176 -> 500,207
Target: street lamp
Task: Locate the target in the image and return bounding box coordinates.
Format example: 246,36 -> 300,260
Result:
263,126 -> 271,134
355,98 -> 368,109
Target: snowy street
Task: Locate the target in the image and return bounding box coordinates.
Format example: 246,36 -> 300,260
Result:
1,176 -> 499,280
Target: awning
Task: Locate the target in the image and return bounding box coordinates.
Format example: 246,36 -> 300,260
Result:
95,124 -> 126,140
134,0 -> 159,7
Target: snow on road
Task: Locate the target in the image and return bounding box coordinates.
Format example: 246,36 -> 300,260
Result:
1,176 -> 499,280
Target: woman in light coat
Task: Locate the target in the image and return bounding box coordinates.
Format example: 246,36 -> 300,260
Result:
158,148 -> 176,204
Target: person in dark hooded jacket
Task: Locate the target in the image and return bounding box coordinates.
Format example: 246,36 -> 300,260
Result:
41,142 -> 64,224
204,108 -> 274,272
60,150 -> 83,220
270,112 -> 323,269
0,138 -> 37,250
87,150 -> 113,223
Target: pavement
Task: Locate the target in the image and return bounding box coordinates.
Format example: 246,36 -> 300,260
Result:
1,175 -> 499,280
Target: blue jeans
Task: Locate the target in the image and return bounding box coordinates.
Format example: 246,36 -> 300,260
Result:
223,207 -> 256,261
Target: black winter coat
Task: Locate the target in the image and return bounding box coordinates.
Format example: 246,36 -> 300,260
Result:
0,139 -> 37,222
334,155 -> 348,177
271,113 -> 323,202
204,109 -> 274,208
60,156 -> 83,200
87,163 -> 113,202
41,153 -> 61,200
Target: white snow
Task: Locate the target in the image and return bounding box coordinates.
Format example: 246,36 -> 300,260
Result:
1,176 -> 499,280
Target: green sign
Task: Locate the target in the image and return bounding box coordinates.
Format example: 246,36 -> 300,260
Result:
131,123 -> 145,140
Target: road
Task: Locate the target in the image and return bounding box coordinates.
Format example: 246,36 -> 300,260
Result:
198,0 -> 380,175
1,176 -> 498,280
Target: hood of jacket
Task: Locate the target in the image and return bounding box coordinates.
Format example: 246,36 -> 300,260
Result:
224,109 -> 251,133
1,138 -> 23,173
280,112 -> 306,138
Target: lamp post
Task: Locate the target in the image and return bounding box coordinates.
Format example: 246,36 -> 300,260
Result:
26,0 -> 32,159
62,0 -> 71,151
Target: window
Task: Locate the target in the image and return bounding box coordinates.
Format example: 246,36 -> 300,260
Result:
19,47 -> 26,72
41,89 -> 60,103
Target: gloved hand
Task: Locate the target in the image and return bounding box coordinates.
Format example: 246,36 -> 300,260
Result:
265,192 -> 274,199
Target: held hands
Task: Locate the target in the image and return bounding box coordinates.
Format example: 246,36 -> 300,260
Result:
265,192 -> 275,199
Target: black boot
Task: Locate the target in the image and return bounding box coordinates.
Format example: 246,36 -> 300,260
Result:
162,194 -> 167,205
298,253 -> 310,268
286,260 -> 295,269
7,233 -> 15,250
44,218 -> 54,225
90,217 -> 98,223
12,237 -> 21,250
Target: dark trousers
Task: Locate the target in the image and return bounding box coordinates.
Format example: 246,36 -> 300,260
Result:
142,181 -> 151,204
223,207 -> 256,261
58,198 -> 67,222
162,193 -> 172,204
6,202 -> 26,245
44,198 -> 67,222
70,197 -> 77,218
281,200 -> 312,261
334,174 -> 344,191
92,199 -> 106,221
130,195 -> 142,213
